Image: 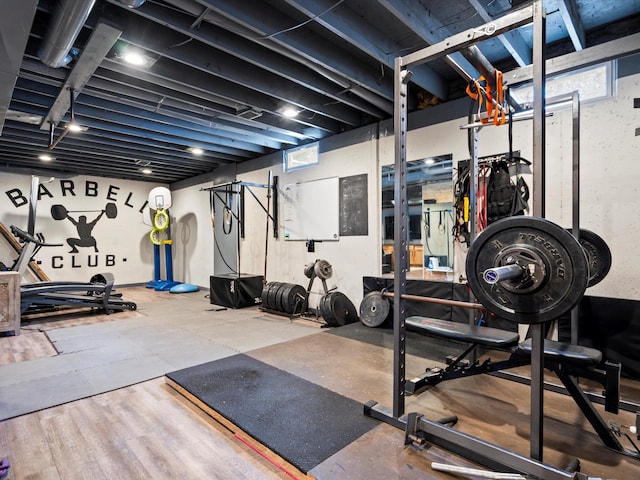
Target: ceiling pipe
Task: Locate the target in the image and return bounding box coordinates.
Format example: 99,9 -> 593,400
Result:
38,0 -> 96,68
117,0 -> 146,7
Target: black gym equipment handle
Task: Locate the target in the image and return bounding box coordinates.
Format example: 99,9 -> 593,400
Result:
10,225 -> 63,247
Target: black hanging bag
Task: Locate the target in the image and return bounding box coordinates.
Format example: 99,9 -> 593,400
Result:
486,161 -> 516,224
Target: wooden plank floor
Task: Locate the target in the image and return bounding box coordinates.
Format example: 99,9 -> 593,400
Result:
0,287 -> 293,480
1,286 -> 639,479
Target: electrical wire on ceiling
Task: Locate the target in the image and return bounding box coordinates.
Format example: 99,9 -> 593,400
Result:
259,0 -> 345,39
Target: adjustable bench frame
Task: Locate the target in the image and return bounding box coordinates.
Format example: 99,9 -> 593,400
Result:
403,316 -> 639,458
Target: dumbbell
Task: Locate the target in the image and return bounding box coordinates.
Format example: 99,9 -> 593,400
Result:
51,202 -> 118,220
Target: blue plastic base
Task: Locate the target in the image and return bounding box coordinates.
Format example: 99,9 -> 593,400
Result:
170,283 -> 200,294
154,280 -> 181,291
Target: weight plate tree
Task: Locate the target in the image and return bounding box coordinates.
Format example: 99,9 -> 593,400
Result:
466,216 -> 590,325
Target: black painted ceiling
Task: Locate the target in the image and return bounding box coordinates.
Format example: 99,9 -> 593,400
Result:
1,0 -> 639,183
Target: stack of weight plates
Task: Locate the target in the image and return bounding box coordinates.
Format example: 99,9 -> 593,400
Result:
261,281 -> 306,314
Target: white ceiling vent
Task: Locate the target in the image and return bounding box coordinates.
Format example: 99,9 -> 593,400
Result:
237,108 -> 262,120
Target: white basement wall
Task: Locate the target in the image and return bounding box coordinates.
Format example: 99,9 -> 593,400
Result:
9,65 -> 629,307
170,67 -> 639,307
237,137 -> 380,311
169,180 -> 216,288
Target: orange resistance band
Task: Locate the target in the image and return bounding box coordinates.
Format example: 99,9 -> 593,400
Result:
465,71 -> 507,126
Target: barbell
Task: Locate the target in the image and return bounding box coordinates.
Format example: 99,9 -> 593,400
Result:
466,216 -> 590,325
359,291 -> 484,328
51,202 -> 117,221
360,217 -> 611,328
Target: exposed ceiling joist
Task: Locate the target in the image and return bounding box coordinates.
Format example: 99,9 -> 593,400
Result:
507,31 -> 640,85
467,0 -> 532,66
0,0 -> 637,183
558,0 -> 587,51
191,0 -> 397,102
282,0 -> 449,99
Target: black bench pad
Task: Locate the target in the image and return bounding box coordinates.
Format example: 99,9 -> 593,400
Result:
406,316 -> 520,348
517,339 -> 602,367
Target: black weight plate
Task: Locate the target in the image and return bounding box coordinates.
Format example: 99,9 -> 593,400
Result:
321,291 -> 358,326
466,216 -> 589,325
271,282 -> 286,310
359,291 -> 390,327
264,282 -> 275,309
319,294 -> 335,325
260,284 -> 270,308
274,282 -> 288,311
578,229 -> 612,287
261,282 -> 281,310
260,283 -> 271,309
282,284 -> 306,314
279,283 -> 295,312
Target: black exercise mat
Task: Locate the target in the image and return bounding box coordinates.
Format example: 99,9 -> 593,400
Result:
327,321 -> 463,361
166,354 -> 378,473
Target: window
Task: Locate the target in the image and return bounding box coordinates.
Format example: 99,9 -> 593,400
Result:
284,143 -> 319,171
509,62 -> 613,107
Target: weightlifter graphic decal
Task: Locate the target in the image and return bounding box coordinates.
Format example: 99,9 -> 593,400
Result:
50,203 -> 118,253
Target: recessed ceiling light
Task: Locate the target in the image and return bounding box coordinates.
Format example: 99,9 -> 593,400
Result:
188,147 -> 204,155
116,46 -> 157,68
282,107 -> 299,118
424,158 -> 435,165
67,121 -> 85,132
141,168 -> 153,174
38,154 -> 54,161
123,51 -> 146,66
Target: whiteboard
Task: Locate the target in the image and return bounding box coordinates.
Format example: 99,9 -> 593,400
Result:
283,177 -> 339,241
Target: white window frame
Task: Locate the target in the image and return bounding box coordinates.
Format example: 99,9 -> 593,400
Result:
509,61 -> 614,108
284,143 -> 319,172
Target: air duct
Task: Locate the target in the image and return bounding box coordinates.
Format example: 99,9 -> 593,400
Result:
38,0 -> 96,68
118,0 -> 146,7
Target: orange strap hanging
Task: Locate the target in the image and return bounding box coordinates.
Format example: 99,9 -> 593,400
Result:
493,70 -> 506,126
465,70 -> 507,126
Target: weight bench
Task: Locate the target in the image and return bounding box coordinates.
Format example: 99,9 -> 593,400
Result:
405,316 -> 524,394
404,316 -> 636,458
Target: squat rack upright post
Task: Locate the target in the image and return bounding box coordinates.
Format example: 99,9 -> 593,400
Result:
364,3 -> 587,479
389,0 -> 538,424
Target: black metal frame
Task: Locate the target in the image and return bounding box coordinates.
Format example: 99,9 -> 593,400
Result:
202,174 -> 278,280
364,3 -> 601,478
403,335 -> 639,458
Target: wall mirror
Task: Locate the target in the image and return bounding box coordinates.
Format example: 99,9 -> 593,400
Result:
381,154 -> 454,281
